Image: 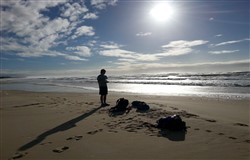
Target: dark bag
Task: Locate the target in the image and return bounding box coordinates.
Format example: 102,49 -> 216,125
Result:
131,101 -> 150,111
109,98 -> 129,112
156,115 -> 186,131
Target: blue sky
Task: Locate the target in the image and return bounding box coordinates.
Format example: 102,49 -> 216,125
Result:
1,0 -> 249,76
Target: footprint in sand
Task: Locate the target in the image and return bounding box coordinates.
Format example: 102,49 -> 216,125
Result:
40,141 -> 52,145
66,135 -> 83,141
244,140 -> 250,143
108,130 -> 118,133
228,136 -> 237,140
117,121 -> 125,125
182,112 -> 199,118
206,130 -> 212,133
126,129 -> 137,133
10,152 -> 28,159
234,123 -> 249,127
205,119 -> 217,123
170,107 -> 179,110
87,129 -> 103,135
159,104 -> 165,107
218,133 -> 225,136
85,102 -> 95,105
125,117 -> 134,121
53,146 -> 69,153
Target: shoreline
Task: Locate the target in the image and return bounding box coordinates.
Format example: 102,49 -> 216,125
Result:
2,82 -> 250,100
1,74 -> 250,100
1,90 -> 250,159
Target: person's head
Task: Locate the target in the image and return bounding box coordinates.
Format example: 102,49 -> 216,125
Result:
100,69 -> 106,75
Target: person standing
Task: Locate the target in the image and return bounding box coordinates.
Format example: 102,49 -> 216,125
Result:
97,69 -> 109,107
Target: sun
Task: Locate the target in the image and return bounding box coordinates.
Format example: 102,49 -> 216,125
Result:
150,3 -> 175,22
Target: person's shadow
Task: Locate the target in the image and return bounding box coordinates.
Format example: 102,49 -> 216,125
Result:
18,106 -> 102,151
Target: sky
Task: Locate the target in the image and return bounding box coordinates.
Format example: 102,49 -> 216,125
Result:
1,0 -> 249,76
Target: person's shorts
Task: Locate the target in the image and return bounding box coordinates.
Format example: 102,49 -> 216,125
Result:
99,86 -> 108,95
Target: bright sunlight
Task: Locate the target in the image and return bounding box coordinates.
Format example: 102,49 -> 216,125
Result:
149,2 -> 175,22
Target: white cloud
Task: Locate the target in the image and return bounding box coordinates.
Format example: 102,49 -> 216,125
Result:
1,1 -> 68,36
100,45 -> 119,49
91,0 -> 118,9
136,54 -> 159,61
64,55 -> 88,61
158,40 -> 208,57
162,40 -> 209,48
0,1 -> 72,58
111,59 -> 250,74
72,26 -> 95,39
16,50 -> 64,58
99,41 -> 160,62
136,32 -> 152,37
213,38 -> 250,47
66,46 -> 91,57
209,50 -> 239,54
99,49 -> 159,61
86,40 -> 97,47
61,2 -> 88,21
33,17 -> 70,41
100,49 -> 136,58
99,40 -> 209,62
215,34 -> 222,37
209,17 -> 214,21
1,38 -> 29,53
83,13 -> 98,19
117,58 -> 137,62
156,48 -> 193,57
0,0 -> 115,61
100,43 -> 123,49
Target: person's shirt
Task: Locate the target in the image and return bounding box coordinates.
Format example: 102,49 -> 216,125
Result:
97,74 -> 108,87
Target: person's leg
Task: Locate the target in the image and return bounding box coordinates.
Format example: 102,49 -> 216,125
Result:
103,95 -> 106,104
100,95 -> 103,104
103,95 -> 109,106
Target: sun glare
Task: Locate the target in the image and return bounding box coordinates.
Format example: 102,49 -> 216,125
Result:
150,3 -> 175,22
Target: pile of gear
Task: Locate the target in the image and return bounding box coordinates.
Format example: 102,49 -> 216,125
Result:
108,98 -> 186,131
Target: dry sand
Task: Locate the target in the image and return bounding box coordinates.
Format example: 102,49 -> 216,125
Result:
1,90 -> 249,160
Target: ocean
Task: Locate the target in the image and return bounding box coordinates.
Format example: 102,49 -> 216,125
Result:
1,71 -> 250,100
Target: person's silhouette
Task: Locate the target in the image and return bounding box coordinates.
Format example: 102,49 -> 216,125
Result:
97,69 -> 109,107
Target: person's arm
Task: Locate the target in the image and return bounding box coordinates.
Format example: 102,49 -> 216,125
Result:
105,76 -> 109,83
97,76 -> 100,83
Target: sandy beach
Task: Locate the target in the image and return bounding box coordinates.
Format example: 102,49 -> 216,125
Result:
1,90 -> 249,160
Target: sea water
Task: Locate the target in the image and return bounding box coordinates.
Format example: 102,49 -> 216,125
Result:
1,72 -> 250,100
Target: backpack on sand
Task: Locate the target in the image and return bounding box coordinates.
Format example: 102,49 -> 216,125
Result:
109,98 -> 129,112
156,114 -> 186,131
131,101 -> 150,111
